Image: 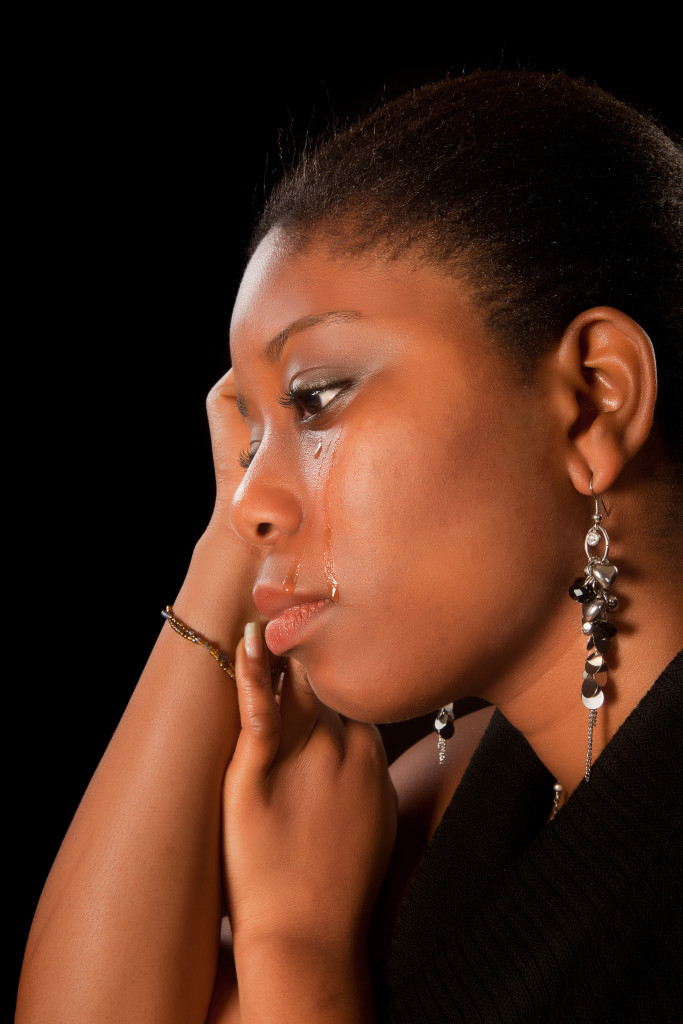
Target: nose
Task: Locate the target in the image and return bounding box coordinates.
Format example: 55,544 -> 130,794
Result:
229,447 -> 304,549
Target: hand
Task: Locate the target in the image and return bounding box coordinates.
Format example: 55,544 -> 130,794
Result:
173,368 -> 265,648
222,624 -> 398,961
205,366 -> 251,527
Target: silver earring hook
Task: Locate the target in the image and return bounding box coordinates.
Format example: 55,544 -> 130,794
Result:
589,476 -> 609,520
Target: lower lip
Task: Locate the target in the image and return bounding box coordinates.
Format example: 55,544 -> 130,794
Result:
264,600 -> 330,656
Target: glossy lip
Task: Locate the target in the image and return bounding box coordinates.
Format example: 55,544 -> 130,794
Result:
254,584 -> 333,656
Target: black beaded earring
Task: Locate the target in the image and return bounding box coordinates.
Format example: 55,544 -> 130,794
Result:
568,479 -> 618,781
434,702 -> 455,764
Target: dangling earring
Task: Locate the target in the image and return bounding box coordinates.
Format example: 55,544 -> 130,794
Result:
434,702 -> 455,764
568,478 -> 619,782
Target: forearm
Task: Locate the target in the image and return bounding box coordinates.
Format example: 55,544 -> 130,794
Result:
17,530 -> 261,1024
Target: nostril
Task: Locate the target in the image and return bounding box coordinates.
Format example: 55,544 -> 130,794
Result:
256,522 -> 271,537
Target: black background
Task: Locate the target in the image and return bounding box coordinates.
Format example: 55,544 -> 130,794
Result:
10,16 -> 681,1014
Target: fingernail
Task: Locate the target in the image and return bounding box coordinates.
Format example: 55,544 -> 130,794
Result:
244,621 -> 261,660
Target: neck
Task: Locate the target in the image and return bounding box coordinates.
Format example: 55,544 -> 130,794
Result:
491,467 -> 683,796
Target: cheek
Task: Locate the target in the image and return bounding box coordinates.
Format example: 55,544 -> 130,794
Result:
326,425 -> 437,573
328,403 -> 498,573
312,418 -> 478,687
301,403 -> 572,721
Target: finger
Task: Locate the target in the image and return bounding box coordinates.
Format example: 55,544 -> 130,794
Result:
206,368 -> 238,446
205,368 -> 250,495
277,658 -> 329,758
232,622 -> 281,781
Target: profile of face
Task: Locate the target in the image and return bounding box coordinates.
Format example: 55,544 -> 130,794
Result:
229,229 -> 580,722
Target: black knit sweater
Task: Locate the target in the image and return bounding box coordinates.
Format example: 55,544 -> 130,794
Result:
381,652 -> 682,1023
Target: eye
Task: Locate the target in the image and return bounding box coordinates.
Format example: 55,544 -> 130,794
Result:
298,385 -> 345,417
238,380 -> 349,468
277,381 -> 347,420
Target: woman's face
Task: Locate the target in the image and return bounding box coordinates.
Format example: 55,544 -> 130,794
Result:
229,229 -> 576,721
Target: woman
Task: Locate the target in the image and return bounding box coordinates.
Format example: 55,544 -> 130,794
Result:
17,70 -> 682,1023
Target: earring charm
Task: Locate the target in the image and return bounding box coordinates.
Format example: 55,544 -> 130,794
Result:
434,702 -> 455,764
568,480 -> 619,781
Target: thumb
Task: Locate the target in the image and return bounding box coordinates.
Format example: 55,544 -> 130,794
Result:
231,622 -> 281,782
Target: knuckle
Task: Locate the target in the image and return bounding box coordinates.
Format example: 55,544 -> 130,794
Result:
350,723 -> 389,769
246,706 -> 280,740
324,722 -> 346,763
304,717 -> 344,766
206,373 -> 236,415
205,387 -> 217,414
205,384 -> 223,420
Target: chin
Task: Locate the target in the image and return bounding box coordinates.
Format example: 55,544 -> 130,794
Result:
300,653 -> 439,724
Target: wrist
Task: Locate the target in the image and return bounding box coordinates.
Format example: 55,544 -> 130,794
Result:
234,933 -> 374,1023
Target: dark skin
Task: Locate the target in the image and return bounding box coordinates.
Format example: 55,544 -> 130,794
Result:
211,230 -> 681,1021
18,228 -> 683,1024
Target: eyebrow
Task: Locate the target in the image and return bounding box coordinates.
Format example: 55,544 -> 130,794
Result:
263,309 -> 364,363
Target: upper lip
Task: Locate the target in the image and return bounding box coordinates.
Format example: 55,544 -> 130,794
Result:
252,583 -> 330,620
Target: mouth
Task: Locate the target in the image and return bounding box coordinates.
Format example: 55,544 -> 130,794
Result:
253,585 -> 332,656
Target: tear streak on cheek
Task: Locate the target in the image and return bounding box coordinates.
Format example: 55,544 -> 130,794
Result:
283,548 -> 301,593
322,429 -> 343,603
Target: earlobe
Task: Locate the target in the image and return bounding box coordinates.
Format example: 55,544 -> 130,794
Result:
554,306 -> 657,495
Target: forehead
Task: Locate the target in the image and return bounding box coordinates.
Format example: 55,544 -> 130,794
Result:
229,229 -> 490,361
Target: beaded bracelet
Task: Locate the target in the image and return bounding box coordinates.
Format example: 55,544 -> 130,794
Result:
161,606 -> 236,679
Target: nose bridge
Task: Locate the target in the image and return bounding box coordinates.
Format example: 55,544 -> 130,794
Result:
229,433 -> 304,547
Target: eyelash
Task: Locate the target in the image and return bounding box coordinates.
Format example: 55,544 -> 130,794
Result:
238,445 -> 258,470
237,381 -> 348,470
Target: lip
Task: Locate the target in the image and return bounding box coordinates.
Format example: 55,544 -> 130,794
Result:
253,584 -> 332,656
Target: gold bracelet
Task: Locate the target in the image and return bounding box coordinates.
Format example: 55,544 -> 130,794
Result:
161,606 -> 236,679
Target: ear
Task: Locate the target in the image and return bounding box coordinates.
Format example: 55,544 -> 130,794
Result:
551,306 -> 657,496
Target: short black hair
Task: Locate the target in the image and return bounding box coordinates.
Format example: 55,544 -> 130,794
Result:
251,70 -> 683,461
